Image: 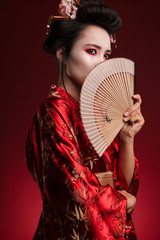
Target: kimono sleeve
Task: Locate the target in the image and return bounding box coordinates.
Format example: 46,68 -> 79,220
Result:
26,101 -> 128,239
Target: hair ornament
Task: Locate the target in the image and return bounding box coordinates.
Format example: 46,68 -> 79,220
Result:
110,34 -> 117,48
46,14 -> 70,36
46,0 -> 82,36
58,0 -> 81,19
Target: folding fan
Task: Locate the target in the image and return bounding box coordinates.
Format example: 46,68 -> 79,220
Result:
80,57 -> 136,157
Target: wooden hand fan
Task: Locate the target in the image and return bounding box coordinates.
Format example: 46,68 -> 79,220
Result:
80,57 -> 136,157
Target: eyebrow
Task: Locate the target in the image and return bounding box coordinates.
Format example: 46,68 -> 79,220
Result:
84,44 -> 112,53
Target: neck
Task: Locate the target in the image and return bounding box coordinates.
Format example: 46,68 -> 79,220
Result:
57,64 -> 81,102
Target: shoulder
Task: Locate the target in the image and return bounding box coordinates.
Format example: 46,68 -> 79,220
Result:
34,86 -> 74,128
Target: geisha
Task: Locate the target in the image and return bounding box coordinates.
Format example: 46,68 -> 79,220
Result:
25,0 -> 144,239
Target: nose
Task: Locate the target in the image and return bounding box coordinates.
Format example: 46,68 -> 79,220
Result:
93,54 -> 108,71
96,55 -> 106,67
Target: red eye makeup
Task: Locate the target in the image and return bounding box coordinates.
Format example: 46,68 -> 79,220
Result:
85,48 -> 97,55
104,52 -> 111,60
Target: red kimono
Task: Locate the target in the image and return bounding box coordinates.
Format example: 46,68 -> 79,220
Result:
25,85 -> 139,240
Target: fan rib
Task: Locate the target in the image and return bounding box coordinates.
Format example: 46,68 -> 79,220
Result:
80,57 -> 135,157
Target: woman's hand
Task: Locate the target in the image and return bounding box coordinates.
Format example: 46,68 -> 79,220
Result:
117,94 -> 144,186
119,94 -> 145,141
118,190 -> 136,213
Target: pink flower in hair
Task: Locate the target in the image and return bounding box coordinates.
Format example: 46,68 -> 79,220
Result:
70,6 -> 78,19
58,0 -> 78,19
110,34 -> 116,44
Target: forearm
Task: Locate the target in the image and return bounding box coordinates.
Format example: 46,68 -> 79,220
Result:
117,94 -> 144,187
118,137 -> 135,187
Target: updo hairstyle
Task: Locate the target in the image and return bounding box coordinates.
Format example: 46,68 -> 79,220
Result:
43,0 -> 121,60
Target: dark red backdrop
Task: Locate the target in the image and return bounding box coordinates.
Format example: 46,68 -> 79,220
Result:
0,0 -> 159,239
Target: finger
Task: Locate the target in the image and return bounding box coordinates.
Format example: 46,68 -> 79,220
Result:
124,94 -> 142,117
128,115 -> 144,126
124,104 -> 141,118
132,94 -> 142,104
124,114 -> 144,127
123,109 -> 142,122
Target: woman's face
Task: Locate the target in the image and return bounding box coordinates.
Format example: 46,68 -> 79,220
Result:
64,25 -> 111,87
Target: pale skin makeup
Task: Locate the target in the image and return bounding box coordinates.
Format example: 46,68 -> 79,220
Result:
56,25 -> 145,213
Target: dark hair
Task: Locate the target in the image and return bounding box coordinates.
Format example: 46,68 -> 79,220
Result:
43,0 -> 121,59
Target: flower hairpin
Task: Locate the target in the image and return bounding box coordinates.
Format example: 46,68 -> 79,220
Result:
110,34 -> 117,48
46,0 -> 81,36
46,0 -> 118,48
59,0 -> 82,19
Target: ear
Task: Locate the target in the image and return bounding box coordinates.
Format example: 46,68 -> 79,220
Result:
56,47 -> 65,62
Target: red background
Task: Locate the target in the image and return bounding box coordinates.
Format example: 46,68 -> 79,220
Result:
0,0 -> 159,239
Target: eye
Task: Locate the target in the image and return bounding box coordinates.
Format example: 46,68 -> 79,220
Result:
104,53 -> 111,60
86,49 -> 97,55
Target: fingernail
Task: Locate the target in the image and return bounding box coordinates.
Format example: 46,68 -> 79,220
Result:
124,112 -> 129,116
124,117 -> 128,121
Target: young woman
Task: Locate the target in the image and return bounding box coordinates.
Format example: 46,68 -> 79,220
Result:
26,0 -> 144,239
